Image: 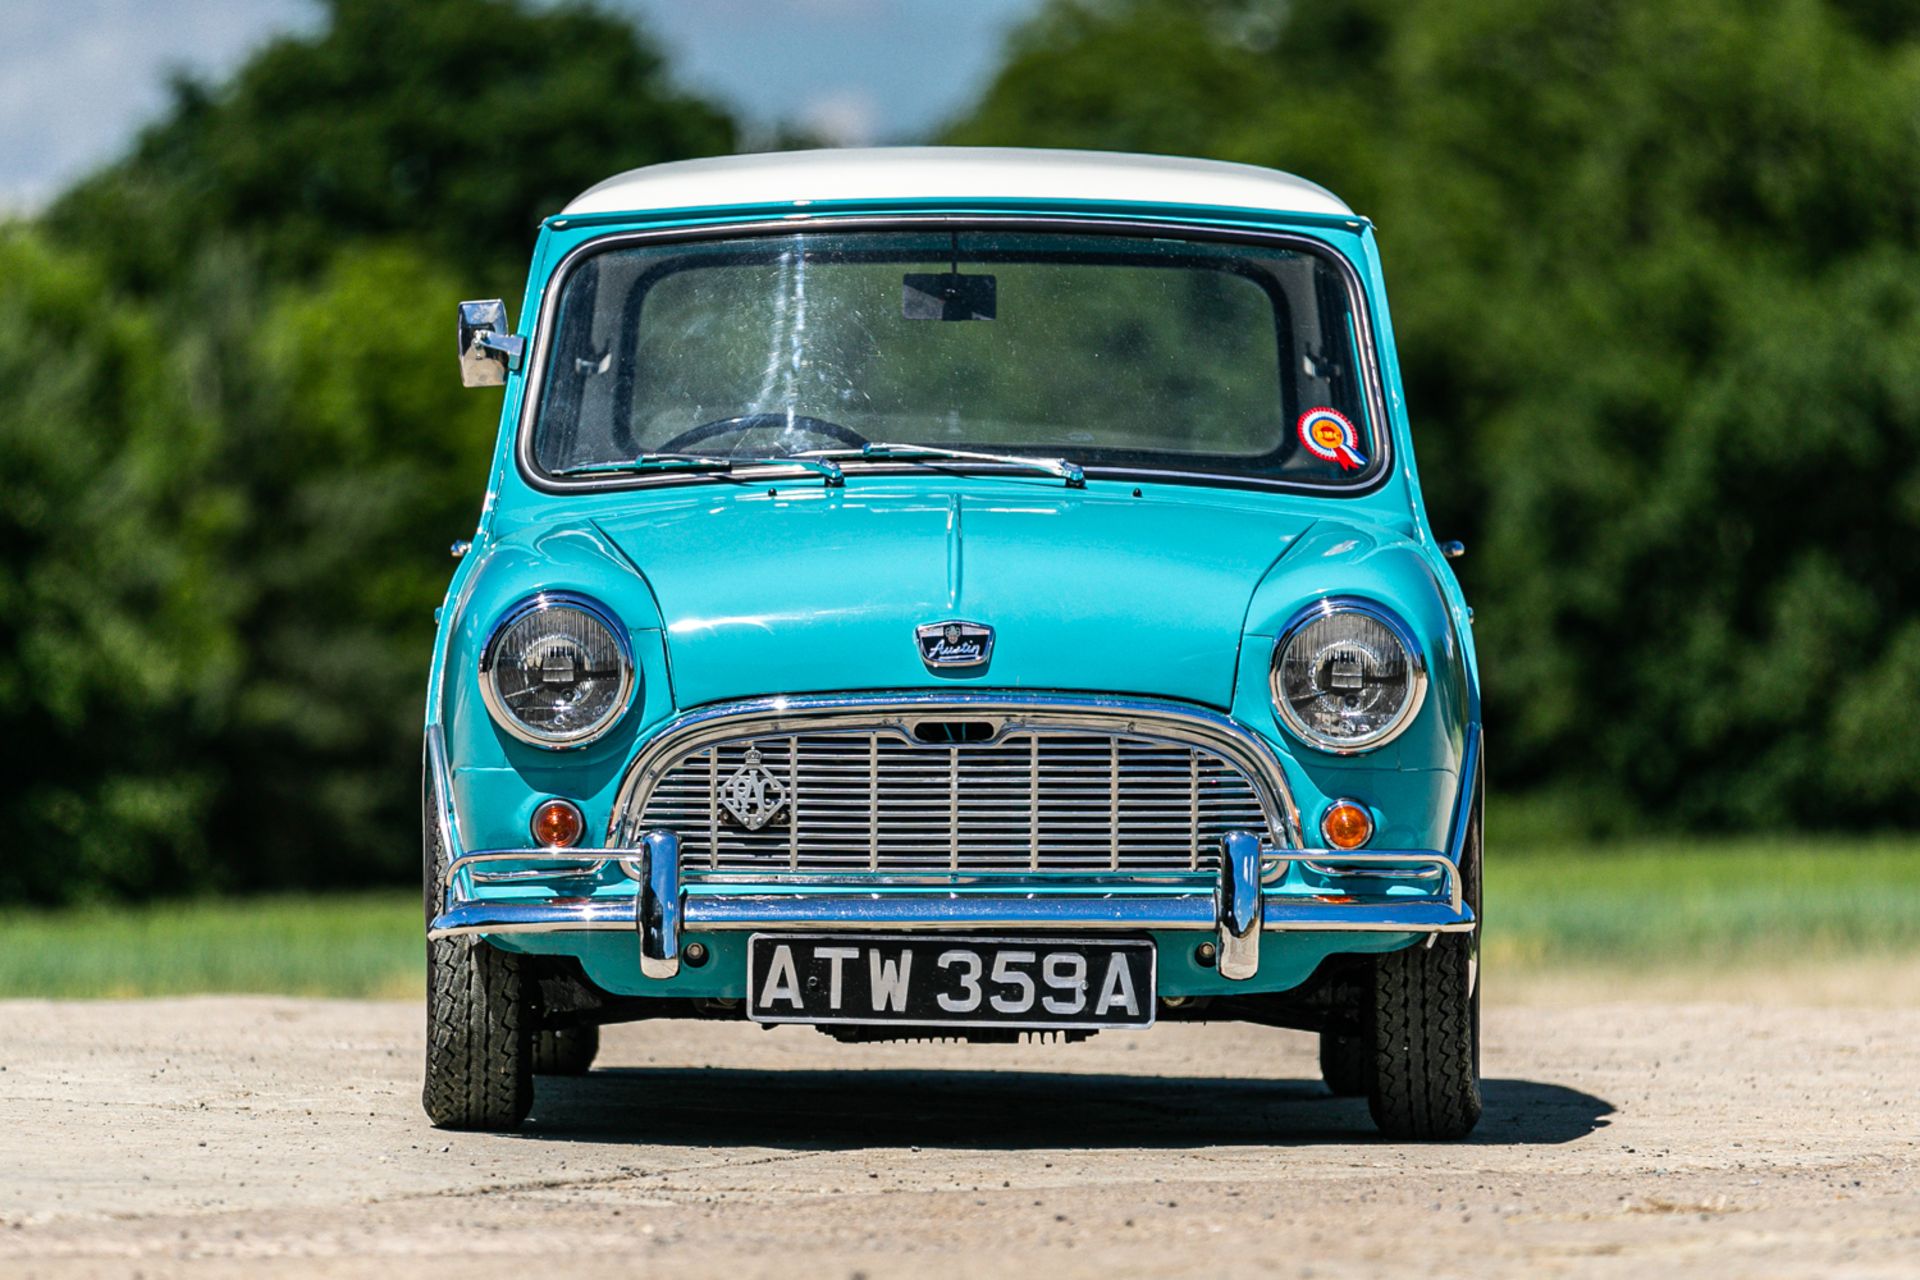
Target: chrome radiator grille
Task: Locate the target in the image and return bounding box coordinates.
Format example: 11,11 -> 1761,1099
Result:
626,729 -> 1274,877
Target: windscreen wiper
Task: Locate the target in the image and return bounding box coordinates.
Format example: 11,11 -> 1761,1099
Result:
801,442 -> 1085,489
554,453 -> 845,487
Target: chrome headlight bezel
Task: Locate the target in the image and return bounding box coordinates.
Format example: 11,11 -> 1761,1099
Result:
477,591 -> 636,748
1269,597 -> 1428,754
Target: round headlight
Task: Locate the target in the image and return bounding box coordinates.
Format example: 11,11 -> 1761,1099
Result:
1271,600 -> 1426,753
478,593 -> 634,747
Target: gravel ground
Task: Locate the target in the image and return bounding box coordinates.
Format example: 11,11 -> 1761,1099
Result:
1,989 -> 1916,1278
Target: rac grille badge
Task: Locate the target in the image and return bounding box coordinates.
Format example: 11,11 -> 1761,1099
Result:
916,620 -> 994,670
716,746 -> 789,830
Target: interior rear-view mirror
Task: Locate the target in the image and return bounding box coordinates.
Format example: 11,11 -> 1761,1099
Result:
902,272 -> 997,322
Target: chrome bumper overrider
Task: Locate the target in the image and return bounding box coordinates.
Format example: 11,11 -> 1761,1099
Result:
426,722 -> 1480,984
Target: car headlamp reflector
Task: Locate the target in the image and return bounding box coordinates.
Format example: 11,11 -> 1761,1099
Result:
479,593 -> 634,747
1271,600 -> 1426,752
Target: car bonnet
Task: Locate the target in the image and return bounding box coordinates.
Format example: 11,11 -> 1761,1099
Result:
590,478 -> 1319,710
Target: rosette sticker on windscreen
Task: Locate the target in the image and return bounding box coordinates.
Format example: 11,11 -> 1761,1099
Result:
1296,407 -> 1368,471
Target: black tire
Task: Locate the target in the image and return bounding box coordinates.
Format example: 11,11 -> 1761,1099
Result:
532,1025 -> 600,1076
1366,770 -> 1483,1141
421,749 -> 533,1130
1318,1031 -> 1371,1097
424,935 -> 534,1130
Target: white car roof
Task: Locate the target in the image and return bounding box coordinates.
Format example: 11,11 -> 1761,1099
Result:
562,147 -> 1354,220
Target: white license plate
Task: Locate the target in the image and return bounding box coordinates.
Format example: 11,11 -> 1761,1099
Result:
745,933 -> 1156,1030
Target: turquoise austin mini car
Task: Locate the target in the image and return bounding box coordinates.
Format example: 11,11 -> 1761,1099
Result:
425,147 -> 1483,1139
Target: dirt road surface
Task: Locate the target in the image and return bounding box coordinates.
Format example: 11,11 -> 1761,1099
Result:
1,992 -> 1916,1278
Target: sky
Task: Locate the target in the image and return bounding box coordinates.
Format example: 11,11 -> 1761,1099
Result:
0,0 -> 1039,213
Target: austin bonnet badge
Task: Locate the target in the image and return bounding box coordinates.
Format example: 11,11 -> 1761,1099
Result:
915,620 -> 995,669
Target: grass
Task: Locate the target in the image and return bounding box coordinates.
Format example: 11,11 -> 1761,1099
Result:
0,841 -> 1914,998
1487,838 -> 1920,972
0,892 -> 420,999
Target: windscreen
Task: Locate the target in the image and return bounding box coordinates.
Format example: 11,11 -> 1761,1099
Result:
530,227 -> 1381,485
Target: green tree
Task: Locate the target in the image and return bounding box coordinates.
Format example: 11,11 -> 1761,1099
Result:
50,0 -> 735,292
953,0 -> 1920,830
0,230 -> 238,902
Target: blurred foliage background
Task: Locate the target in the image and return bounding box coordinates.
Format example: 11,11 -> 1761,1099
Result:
5,0 -> 1920,905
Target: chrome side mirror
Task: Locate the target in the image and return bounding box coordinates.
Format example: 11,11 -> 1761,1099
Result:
457,299 -> 525,387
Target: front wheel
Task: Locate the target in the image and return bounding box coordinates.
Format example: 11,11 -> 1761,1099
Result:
1366,768 -> 1483,1140
1366,933 -> 1481,1139
423,935 -> 533,1130
422,752 -> 532,1131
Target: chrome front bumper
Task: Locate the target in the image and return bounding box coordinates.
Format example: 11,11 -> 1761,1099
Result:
429,834 -> 1473,983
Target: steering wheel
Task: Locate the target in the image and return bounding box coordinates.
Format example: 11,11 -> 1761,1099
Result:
657,412 -> 870,455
